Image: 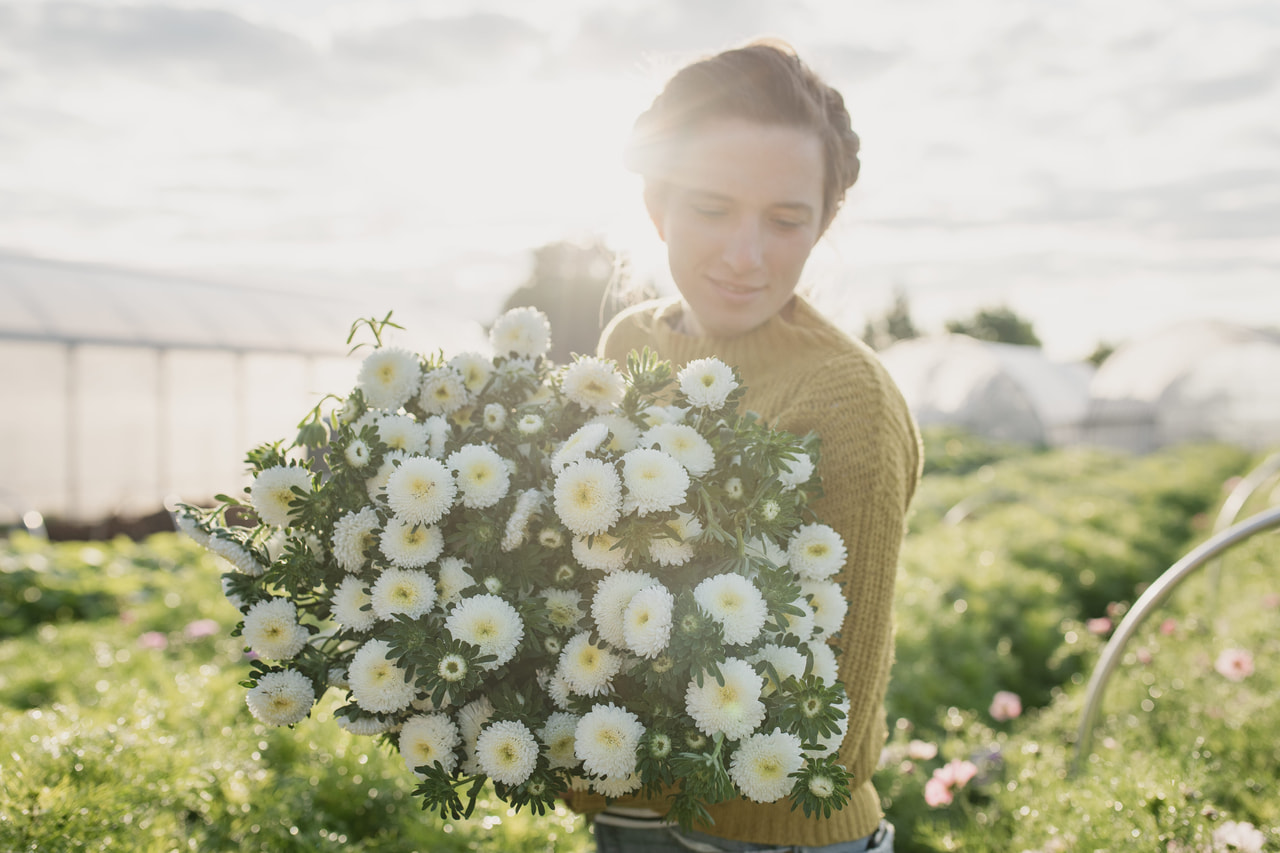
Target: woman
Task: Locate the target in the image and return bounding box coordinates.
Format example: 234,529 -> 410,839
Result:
569,41 -> 922,853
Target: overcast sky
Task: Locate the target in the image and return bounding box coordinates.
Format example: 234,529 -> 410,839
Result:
1,0 -> 1277,358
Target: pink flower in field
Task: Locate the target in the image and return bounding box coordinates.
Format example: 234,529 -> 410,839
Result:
1214,648 -> 1254,682
989,691 -> 1022,722
1213,819 -> 1266,853
1159,618 -> 1178,636
1136,647 -> 1153,665
1086,617 -> 1112,636
1263,593 -> 1280,610
183,618 -> 219,639
138,631 -> 168,650
906,739 -> 938,761
923,776 -> 953,807
936,758 -> 978,788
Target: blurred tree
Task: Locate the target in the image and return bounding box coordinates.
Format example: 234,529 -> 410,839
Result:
1086,340 -> 1117,367
946,305 -> 1042,347
501,239 -> 654,364
861,286 -> 919,351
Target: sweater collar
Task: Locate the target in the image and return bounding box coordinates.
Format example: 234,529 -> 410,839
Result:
647,294 -> 826,372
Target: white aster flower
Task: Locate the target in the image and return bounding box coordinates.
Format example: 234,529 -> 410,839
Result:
249,465 -> 310,528
331,576 -> 376,632
476,720 -> 539,786
422,416 -> 451,459
449,352 -> 493,394
678,358 -> 738,410
648,512 -> 703,567
538,712 -> 582,769
457,696 -> 495,749
575,703 -> 643,779
749,644 -> 808,696
592,772 -> 643,798
436,557 -> 476,606
801,579 -> 848,639
242,598 -> 309,660
417,366 -> 471,416
563,357 -> 625,413
245,669 -> 314,727
640,404 -> 687,426
788,524 -> 847,581
357,347 -> 421,411
729,729 -> 804,803
344,439 -> 371,470
482,403 -> 507,432
375,413 -> 430,454
779,596 -> 816,643
572,533 -> 628,573
588,413 -> 642,453
551,422 -> 610,469
348,638 -> 416,714
686,658 -> 767,741
379,518 -> 444,568
448,445 -> 511,509
516,413 -> 544,435
621,448 -> 690,516
175,512 -> 211,548
501,489 -> 544,552
370,567 -> 438,621
445,594 -> 524,670
365,449 -> 408,502
592,571 -> 658,648
385,456 -> 456,526
1213,820 -> 1267,853
553,458 -> 622,537
642,423 -> 716,477
207,534 -> 266,577
546,667 -> 573,709
778,452 -> 815,490
622,584 -> 675,658
542,588 -> 585,630
694,574 -> 768,646
540,527 -> 565,549
337,713 -> 396,736
490,306 -> 552,359
336,394 -> 363,425
559,632 -> 622,697
399,713 -> 461,776
808,700 -> 849,758
332,507 -> 380,573
808,640 -> 839,685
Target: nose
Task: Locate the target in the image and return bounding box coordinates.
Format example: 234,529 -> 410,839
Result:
721,217 -> 764,275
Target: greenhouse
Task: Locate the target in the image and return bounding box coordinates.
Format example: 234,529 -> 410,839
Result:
1085,319 -> 1280,451
876,334 -> 1094,447
0,252 -> 486,525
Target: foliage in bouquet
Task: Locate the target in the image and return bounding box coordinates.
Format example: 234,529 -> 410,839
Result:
176,307 -> 857,831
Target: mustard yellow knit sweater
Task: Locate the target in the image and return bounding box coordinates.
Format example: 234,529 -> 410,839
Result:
564,295 -> 922,847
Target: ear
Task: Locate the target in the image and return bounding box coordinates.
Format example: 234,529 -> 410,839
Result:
643,182 -> 668,243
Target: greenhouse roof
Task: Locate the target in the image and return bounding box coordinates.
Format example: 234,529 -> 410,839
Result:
0,251 -> 488,356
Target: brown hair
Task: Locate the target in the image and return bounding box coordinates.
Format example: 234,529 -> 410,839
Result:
626,40 -> 861,231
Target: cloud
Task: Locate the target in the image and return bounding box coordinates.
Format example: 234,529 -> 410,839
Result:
331,14 -> 549,84
0,2 -> 318,86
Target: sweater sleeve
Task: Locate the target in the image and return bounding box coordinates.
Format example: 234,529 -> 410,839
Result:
779,351 -> 921,774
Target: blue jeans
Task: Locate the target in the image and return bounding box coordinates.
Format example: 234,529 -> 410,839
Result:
593,818 -> 894,853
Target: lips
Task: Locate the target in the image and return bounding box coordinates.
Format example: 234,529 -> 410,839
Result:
708,276 -> 765,298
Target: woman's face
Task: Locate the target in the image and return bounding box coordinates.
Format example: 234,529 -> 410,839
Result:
649,118 -> 826,338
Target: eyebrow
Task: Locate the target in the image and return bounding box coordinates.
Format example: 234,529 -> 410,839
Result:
685,189 -> 816,217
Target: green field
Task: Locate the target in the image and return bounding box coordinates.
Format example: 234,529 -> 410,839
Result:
2,433 -> 1275,851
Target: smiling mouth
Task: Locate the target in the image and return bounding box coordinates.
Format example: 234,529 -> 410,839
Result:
710,277 -> 764,295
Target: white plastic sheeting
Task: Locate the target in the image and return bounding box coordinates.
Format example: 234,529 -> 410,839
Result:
878,334 -> 1094,446
1,253 -> 490,521
1087,321 -> 1280,451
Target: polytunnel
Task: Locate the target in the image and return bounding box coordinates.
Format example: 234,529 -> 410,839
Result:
877,334 -> 1094,446
0,252 -> 488,524
1086,320 -> 1280,451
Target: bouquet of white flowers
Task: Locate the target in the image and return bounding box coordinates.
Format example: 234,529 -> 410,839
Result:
176,308 -> 856,829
